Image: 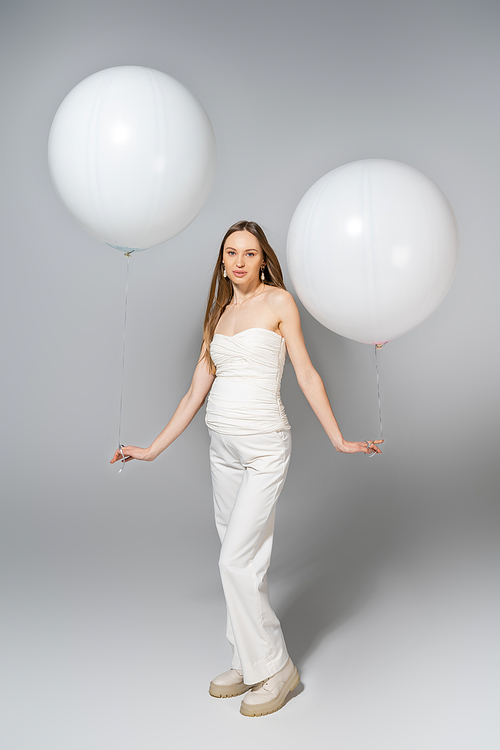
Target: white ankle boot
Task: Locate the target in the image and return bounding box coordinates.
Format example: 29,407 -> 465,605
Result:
209,668 -> 255,698
240,658 -> 300,717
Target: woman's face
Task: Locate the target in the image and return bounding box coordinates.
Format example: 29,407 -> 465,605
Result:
223,230 -> 265,285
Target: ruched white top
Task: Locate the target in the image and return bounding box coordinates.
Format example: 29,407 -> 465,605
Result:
205,328 -> 290,435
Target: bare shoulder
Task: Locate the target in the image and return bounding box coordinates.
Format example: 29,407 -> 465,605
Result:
266,287 -> 298,319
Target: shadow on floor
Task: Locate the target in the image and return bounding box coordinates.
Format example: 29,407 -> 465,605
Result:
276,489 -> 412,669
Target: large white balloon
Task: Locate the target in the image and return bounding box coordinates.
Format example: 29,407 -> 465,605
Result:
287,159 -> 459,345
48,66 -> 217,252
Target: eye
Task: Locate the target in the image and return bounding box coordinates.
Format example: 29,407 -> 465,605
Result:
246,252 -> 255,257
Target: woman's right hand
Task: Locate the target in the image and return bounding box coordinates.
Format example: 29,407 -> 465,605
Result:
109,344 -> 215,469
110,445 -> 153,465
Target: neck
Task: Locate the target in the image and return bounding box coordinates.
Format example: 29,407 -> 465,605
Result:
231,278 -> 264,305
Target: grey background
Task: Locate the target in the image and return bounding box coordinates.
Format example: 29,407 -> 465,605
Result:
1,1 -> 499,748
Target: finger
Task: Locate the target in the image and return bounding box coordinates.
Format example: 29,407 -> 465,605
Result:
364,440 -> 382,456
120,445 -> 132,459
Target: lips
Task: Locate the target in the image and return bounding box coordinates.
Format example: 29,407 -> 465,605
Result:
232,271 -> 247,277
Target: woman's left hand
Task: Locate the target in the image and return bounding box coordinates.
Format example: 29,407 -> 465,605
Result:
335,439 -> 383,455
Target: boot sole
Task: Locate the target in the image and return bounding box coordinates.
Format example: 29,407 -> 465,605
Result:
239,666 -> 300,717
209,681 -> 254,699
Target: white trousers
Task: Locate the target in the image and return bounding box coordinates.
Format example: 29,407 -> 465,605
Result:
209,428 -> 292,685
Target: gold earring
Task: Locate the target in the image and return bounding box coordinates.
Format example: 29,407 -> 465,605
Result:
223,265 -> 227,278
261,267 -> 265,281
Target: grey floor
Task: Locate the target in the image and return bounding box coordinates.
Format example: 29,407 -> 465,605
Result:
3,488 -> 498,750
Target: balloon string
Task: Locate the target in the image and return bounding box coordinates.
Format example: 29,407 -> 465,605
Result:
118,253 -> 131,472
374,344 -> 384,442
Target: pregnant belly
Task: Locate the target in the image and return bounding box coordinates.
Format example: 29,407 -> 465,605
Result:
206,378 -> 289,435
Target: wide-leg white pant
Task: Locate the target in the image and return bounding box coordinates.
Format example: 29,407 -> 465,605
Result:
209,428 -> 292,685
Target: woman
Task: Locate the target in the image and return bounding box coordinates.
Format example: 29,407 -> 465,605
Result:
111,220 -> 382,717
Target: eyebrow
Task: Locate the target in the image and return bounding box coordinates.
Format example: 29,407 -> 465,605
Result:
224,246 -> 260,252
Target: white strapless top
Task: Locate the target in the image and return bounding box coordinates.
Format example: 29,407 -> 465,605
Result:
205,328 -> 290,435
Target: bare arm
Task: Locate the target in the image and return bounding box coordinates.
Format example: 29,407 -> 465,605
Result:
277,292 -> 382,455
110,346 -> 215,464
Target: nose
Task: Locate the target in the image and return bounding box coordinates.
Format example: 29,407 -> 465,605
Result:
236,257 -> 245,267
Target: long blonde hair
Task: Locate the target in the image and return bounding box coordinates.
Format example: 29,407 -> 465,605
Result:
202,221 -> 286,374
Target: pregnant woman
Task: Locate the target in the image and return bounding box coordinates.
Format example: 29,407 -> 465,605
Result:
111,220 -> 382,717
